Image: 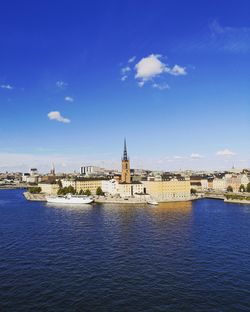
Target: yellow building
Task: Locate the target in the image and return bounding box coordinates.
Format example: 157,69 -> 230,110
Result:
117,182 -> 144,198
75,178 -> 103,194
142,178 -> 191,202
38,182 -> 59,195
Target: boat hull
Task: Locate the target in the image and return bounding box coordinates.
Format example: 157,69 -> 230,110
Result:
46,196 -> 94,204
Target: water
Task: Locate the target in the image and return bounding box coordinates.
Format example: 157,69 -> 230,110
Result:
1,189 -> 250,312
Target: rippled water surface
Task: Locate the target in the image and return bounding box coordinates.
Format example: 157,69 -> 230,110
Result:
1,189 -> 250,311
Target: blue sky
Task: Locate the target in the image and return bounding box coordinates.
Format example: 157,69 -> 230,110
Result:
0,0 -> 249,172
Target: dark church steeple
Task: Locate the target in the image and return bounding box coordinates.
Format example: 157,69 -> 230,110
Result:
123,138 -> 128,161
121,138 -> 131,183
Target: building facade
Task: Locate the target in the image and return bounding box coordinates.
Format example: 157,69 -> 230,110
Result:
38,183 -> 59,195
142,178 -> 191,202
75,179 -> 103,194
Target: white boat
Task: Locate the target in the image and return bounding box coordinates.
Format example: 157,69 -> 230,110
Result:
46,193 -> 94,204
147,199 -> 159,205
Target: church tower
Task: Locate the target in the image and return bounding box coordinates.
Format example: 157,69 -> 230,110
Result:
121,138 -> 131,183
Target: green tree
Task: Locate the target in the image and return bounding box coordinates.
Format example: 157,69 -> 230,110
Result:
239,184 -> 245,192
227,185 -> 233,192
57,186 -> 76,195
85,189 -> 91,196
79,189 -> 83,195
67,185 -> 76,194
190,188 -> 197,195
96,186 -> 104,196
57,188 -> 64,195
29,186 -> 41,194
58,179 -> 62,188
247,182 -> 250,193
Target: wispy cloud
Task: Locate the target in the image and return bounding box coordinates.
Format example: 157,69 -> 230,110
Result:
180,20 -> 250,54
167,64 -> 187,76
121,66 -> 131,74
1,84 -> 13,90
48,111 -> 70,123
216,149 -> 236,157
56,80 -> 68,88
209,20 -> 250,53
152,83 -> 169,90
173,155 -> 184,160
120,66 -> 131,82
128,56 -> 136,63
190,153 -> 203,159
64,96 -> 74,102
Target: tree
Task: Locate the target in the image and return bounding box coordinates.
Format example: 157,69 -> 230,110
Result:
57,186 -> 76,195
79,189 -> 83,195
58,179 -> 62,188
57,188 -> 65,195
227,185 -> 233,192
190,188 -> 197,195
67,185 -> 76,194
29,186 -> 41,194
96,186 -> 104,196
239,184 -> 245,192
85,189 -> 91,196
247,182 -> 250,193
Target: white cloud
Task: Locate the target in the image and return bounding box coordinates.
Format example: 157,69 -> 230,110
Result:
209,20 -> 250,53
167,64 -> 187,76
65,96 -> 74,102
190,153 -> 203,159
56,80 -> 68,88
121,75 -> 128,81
1,84 -> 13,90
128,56 -> 136,63
48,111 -> 70,123
121,66 -> 131,74
152,83 -> 169,90
138,81 -> 145,87
134,54 -> 187,87
135,54 -> 166,82
173,155 -> 183,159
216,149 -> 236,156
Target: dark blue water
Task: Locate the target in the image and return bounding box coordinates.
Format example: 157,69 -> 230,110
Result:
1,190 -> 250,311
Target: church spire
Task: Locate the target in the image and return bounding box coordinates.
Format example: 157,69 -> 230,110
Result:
121,138 -> 131,183
123,138 -> 128,161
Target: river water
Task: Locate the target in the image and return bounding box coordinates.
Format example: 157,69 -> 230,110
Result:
1,189 -> 250,311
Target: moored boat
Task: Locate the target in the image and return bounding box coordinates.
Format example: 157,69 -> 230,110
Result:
147,198 -> 159,205
46,193 -> 94,204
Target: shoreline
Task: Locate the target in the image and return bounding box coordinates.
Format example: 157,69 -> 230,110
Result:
23,192 -> 193,204
224,199 -> 250,205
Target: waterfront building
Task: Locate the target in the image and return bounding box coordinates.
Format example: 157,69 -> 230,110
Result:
225,174 -> 249,192
208,178 -> 213,190
201,179 -> 208,190
101,179 -> 119,195
61,179 -> 76,189
117,139 -> 144,198
38,182 -> 59,195
117,182 -> 144,198
142,178 -> 191,202
75,178 -> 104,194
213,178 -> 226,191
22,173 -> 30,183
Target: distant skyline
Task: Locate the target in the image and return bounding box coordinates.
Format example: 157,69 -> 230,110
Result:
0,0 -> 250,172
